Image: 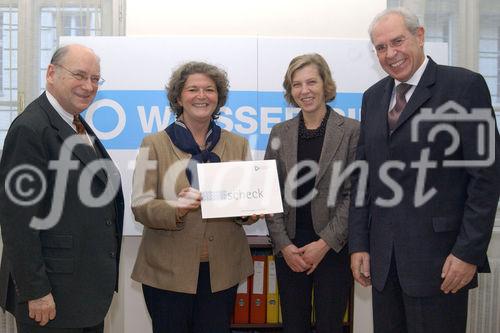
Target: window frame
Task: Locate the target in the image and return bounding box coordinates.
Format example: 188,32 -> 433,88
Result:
0,0 -> 124,111
389,0 -> 499,111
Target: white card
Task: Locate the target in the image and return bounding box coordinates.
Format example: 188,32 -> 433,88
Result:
197,160 -> 283,219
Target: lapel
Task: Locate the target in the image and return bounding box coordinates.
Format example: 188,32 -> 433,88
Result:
164,131 -> 191,161
315,109 -> 344,186
39,92 -> 108,185
160,131 -> 190,191
81,117 -> 113,185
391,57 -> 436,133
281,117 -> 299,176
211,131 -> 226,159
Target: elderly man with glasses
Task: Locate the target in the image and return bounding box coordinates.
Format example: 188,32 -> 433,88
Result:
0,44 -> 124,333
349,7 -> 500,333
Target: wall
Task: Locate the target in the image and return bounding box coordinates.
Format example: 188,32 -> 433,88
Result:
118,1 -> 386,332
126,0 -> 386,38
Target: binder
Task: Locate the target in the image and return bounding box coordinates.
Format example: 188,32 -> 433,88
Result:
278,293 -> 283,324
266,255 -> 279,323
311,287 -> 315,325
233,277 -> 250,324
250,255 -> 267,323
343,300 -> 349,324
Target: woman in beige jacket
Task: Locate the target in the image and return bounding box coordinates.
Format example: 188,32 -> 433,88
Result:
131,61 -> 256,333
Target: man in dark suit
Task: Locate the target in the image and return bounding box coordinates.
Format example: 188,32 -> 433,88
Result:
0,44 -> 124,332
349,7 -> 500,333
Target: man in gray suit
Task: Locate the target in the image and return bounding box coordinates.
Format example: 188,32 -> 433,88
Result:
0,44 -> 124,332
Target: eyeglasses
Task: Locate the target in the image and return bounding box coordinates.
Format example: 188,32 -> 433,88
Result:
373,35 -> 407,55
55,64 -> 105,86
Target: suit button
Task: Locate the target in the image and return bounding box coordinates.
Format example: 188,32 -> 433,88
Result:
105,219 -> 112,226
208,236 -> 214,241
110,252 -> 116,258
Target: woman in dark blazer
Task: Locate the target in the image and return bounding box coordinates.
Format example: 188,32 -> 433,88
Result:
265,53 -> 359,333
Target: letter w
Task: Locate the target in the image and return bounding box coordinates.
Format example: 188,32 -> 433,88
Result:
137,106 -> 172,133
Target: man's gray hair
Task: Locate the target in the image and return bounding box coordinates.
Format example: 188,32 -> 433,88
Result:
50,44 -> 100,65
368,7 -> 421,42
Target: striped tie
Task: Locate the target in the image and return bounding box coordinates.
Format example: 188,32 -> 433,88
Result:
388,83 -> 412,131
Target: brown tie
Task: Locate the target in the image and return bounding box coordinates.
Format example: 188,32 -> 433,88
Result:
73,114 -> 86,134
73,114 -> 95,149
388,83 -> 412,131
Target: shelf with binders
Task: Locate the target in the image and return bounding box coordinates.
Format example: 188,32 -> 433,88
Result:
231,235 -> 354,333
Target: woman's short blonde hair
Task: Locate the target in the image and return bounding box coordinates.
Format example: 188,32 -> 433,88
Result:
283,53 -> 337,107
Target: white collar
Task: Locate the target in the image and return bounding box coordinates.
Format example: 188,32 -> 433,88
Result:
45,90 -> 78,131
395,56 -> 429,87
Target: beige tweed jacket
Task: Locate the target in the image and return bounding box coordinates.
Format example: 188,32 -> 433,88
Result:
131,129 -> 254,293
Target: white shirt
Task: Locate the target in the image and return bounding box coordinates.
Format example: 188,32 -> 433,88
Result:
46,90 -> 77,132
46,91 -> 94,146
388,56 -> 429,112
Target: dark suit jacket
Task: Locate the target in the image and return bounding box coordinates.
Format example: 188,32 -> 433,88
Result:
265,107 -> 360,254
0,92 -> 124,327
349,58 -> 500,297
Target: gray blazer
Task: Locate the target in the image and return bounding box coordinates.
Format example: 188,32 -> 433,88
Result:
265,109 -> 360,254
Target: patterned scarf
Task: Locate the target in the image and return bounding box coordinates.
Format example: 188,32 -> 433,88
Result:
165,119 -> 221,188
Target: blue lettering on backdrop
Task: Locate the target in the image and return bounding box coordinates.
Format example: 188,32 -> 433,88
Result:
84,90 -> 362,150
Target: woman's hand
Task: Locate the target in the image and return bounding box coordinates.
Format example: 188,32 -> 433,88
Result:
251,214 -> 266,222
176,187 -> 202,217
298,239 -> 330,275
281,244 -> 311,272
239,214 -> 265,223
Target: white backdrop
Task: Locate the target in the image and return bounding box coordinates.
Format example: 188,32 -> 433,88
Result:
61,36 -> 447,235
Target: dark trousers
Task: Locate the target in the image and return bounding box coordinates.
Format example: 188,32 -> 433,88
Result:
275,230 -> 351,333
16,321 -> 103,333
372,254 -> 469,333
142,262 -> 238,333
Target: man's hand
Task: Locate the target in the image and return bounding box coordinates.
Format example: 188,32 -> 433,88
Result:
298,239 -> 330,275
281,244 -> 311,272
28,293 -> 56,326
441,254 -> 477,294
351,252 -> 371,287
